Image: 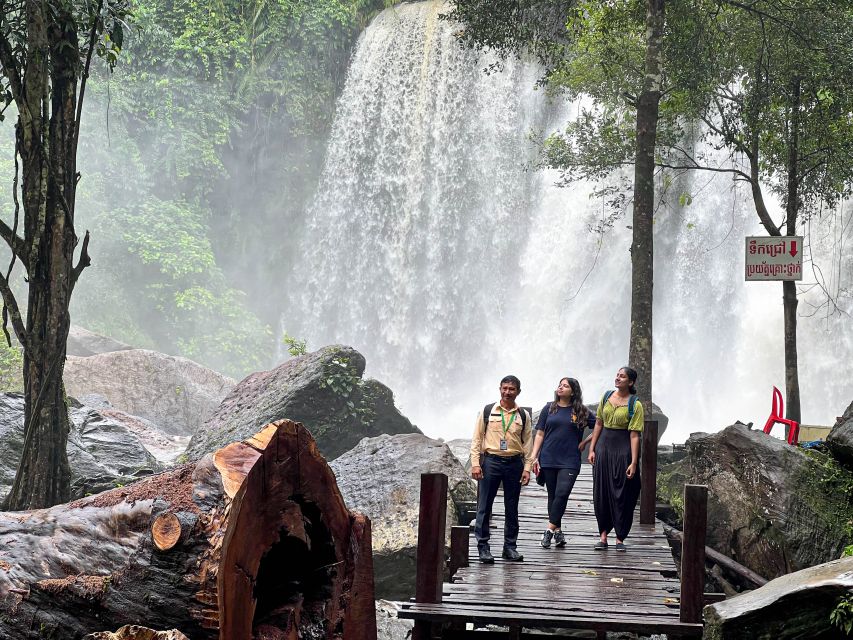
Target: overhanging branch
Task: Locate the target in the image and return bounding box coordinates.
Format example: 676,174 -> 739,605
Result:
0,30 -> 23,105
71,230 -> 91,288
0,219 -> 27,262
0,271 -> 27,350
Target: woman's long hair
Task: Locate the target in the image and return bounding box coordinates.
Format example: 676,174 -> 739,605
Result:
621,366 -> 638,395
550,377 -> 589,424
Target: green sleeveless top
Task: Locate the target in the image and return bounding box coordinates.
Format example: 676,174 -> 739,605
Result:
597,394 -> 645,431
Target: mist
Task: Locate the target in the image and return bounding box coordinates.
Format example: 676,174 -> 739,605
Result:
0,0 -> 850,445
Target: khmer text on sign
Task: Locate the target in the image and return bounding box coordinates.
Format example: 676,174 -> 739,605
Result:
744,236 -> 803,281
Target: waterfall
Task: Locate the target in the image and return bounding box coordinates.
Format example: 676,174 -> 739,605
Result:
288,0 -> 853,442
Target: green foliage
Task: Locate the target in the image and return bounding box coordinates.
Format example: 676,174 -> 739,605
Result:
842,544 -> 853,558
800,449 -> 853,540
282,332 -> 307,356
831,593 -> 853,636
320,355 -> 375,423
7,0 -> 386,379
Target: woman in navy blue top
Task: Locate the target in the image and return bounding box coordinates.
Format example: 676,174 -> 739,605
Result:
531,377 -> 595,548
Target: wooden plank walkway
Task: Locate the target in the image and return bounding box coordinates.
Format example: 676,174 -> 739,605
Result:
397,465 -> 704,637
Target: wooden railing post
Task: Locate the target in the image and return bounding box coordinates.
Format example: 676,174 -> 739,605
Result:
413,473 -> 448,640
449,526 -> 469,579
640,419 -> 658,524
680,484 -> 708,623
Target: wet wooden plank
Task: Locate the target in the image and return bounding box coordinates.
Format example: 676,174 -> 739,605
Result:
395,465 -> 701,637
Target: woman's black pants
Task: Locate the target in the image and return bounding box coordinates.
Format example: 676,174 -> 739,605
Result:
539,467 -> 578,529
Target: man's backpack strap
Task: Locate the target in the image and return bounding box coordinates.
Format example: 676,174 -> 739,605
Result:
482,403 -> 496,433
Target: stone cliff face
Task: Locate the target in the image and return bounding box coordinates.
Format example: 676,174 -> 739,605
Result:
658,423 -> 853,580
186,345 -> 420,461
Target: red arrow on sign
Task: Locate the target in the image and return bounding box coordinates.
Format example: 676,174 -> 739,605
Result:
789,240 -> 798,257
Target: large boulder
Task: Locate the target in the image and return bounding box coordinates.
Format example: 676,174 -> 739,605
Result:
64,349 -> 235,436
330,433 -> 476,600
827,399 -> 853,468
74,395 -> 191,466
0,394 -> 162,503
376,601 -> 413,640
703,555 -> 853,639
185,345 -> 420,461
658,423 -> 853,580
67,326 -> 133,357
445,438 -> 473,470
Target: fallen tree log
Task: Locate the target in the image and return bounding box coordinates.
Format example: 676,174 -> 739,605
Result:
0,420 -> 376,640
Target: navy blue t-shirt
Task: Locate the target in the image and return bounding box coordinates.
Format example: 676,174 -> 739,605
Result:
535,403 -> 596,471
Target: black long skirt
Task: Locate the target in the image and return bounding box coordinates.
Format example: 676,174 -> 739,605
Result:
593,428 -> 641,540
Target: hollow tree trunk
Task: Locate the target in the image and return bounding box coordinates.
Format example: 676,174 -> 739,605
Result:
0,420 -> 376,640
628,0 -> 664,405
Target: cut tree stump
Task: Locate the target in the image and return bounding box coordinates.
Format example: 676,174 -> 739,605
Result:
0,420 -> 376,640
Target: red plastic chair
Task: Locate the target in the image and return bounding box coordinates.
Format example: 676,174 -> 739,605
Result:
763,386 -> 800,445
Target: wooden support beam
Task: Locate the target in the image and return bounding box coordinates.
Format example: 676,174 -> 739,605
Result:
640,419 -> 658,524
665,526 -> 768,588
449,526 -> 469,579
413,473 -> 449,640
680,484 -> 708,623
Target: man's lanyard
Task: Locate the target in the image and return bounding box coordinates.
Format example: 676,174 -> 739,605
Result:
500,406 -> 516,437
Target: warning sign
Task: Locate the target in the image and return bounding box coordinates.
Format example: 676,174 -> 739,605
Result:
745,236 -> 803,281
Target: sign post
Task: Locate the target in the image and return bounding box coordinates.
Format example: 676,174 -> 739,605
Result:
745,236 -> 803,281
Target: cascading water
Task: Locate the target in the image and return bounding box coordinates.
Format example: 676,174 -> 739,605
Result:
288,0 -> 853,442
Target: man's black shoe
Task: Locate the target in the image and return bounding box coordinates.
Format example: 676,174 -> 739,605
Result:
478,547 -> 495,564
502,548 -> 524,561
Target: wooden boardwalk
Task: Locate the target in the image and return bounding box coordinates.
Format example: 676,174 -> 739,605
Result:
397,465 -> 704,637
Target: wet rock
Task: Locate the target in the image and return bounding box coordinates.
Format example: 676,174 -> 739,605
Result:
186,345 -> 420,461
445,438 -> 472,470
658,422 -> 853,580
703,555 -> 853,639
376,600 -> 413,640
330,433 -> 476,599
64,349 -> 235,436
0,393 -> 163,503
67,326 -> 133,357
827,399 -> 853,468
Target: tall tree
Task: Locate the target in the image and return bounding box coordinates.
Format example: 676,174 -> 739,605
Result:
476,0 -> 853,421
0,0 -> 129,509
656,0 -> 853,421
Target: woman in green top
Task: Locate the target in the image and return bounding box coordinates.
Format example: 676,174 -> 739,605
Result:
586,366 -> 644,551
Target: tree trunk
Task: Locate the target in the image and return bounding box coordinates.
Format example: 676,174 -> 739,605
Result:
3,7 -> 87,510
0,420 -> 377,640
628,0 -> 665,405
782,77 -> 801,423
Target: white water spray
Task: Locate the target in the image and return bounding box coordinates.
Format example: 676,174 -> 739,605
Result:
288,0 -> 853,442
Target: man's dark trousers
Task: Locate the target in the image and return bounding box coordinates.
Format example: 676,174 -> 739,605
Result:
474,453 -> 523,551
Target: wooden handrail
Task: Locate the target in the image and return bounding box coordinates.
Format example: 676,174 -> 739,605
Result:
640,419 -> 658,524
413,473 -> 448,640
680,484 -> 708,623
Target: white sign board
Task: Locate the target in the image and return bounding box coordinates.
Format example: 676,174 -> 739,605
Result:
745,236 -> 803,281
